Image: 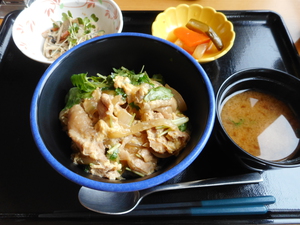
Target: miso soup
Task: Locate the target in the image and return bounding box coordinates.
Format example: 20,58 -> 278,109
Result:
220,90 -> 300,161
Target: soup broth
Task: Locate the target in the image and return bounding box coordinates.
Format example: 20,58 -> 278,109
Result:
221,90 -> 300,161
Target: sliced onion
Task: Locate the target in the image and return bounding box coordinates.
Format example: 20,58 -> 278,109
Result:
192,43 -> 208,60
131,118 -> 177,134
165,84 -> 187,112
117,108 -> 134,127
107,118 -> 177,138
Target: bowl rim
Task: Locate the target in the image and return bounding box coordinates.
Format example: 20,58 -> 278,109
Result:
30,32 -> 216,192
151,3 -> 236,63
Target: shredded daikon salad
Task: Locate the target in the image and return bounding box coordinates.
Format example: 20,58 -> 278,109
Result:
42,11 -> 104,61
59,67 -> 190,180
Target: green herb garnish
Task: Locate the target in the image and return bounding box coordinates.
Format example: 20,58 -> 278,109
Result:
129,102 -> 140,110
156,116 -> 189,131
111,67 -> 153,86
178,123 -> 188,132
64,72 -> 111,109
115,88 -> 127,98
60,10 -> 101,49
106,144 -> 121,161
144,86 -> 173,101
63,67 -> 173,109
231,118 -> 244,126
64,87 -> 92,109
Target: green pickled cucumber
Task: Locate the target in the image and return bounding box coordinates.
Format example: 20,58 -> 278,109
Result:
186,19 -> 224,51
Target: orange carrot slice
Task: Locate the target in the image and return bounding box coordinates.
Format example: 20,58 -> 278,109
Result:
60,30 -> 70,40
173,27 -> 210,47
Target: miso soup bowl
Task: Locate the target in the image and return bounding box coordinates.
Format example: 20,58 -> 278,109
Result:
215,68 -> 300,171
30,33 -> 215,192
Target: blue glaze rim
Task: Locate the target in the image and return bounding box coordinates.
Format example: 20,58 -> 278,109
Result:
30,32 -> 216,192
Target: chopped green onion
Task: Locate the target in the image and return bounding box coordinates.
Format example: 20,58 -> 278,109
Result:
156,116 -> 189,130
231,118 -> 244,126
172,117 -> 189,126
106,143 -> 121,161
158,128 -> 171,137
129,113 -> 136,126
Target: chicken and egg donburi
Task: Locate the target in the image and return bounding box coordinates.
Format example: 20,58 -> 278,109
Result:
59,67 -> 190,180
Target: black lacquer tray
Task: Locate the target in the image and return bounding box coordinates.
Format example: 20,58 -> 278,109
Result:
1,10 -> 300,224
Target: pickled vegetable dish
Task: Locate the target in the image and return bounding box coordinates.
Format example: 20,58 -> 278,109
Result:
167,19 -> 223,60
59,67 -> 190,180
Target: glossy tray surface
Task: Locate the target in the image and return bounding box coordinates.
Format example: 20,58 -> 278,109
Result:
1,10 -> 300,224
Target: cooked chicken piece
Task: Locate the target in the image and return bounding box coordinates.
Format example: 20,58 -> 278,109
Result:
95,94 -> 132,138
98,93 -> 114,117
82,90 -> 102,124
114,134 -> 157,176
72,152 -> 97,165
139,98 -> 177,122
68,104 -> 121,179
127,155 -> 157,176
141,110 -> 165,121
166,130 -> 190,152
95,119 -> 130,139
119,146 -> 157,176
113,76 -> 153,104
97,97 -> 108,119
59,108 -> 69,130
138,148 -> 156,163
134,83 -> 152,103
113,76 -> 139,103
82,98 -> 98,121
146,127 -> 190,156
140,98 -> 177,115
151,106 -> 174,120
90,162 -> 121,180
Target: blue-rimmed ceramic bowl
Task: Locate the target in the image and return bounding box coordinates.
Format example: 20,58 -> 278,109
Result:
30,33 -> 215,192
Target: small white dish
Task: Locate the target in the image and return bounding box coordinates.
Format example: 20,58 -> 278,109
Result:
12,0 -> 123,64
